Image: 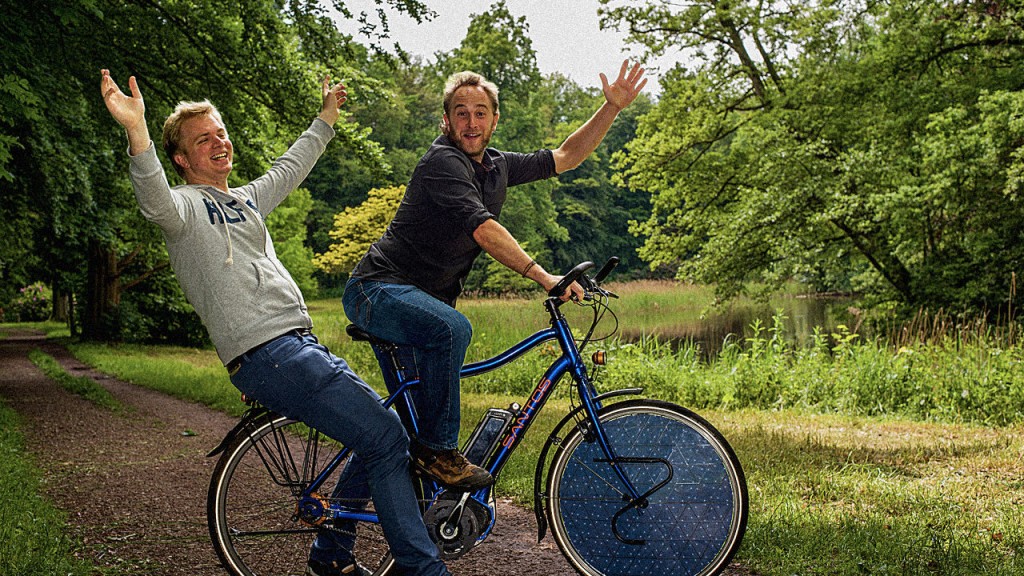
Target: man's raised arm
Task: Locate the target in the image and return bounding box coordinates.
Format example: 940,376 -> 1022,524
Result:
551,60 -> 647,174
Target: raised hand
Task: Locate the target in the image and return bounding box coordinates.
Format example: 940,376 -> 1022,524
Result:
100,69 -> 150,154
600,60 -> 648,111
318,76 -> 349,127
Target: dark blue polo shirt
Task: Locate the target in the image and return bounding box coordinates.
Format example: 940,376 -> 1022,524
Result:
350,135 -> 556,305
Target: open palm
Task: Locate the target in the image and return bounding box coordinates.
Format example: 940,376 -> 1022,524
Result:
100,70 -> 146,132
600,60 -> 647,111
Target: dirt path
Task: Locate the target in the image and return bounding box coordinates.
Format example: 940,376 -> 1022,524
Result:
0,329 -> 576,575
0,330 -> 751,575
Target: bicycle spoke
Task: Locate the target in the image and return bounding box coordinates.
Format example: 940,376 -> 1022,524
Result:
209,416 -> 403,576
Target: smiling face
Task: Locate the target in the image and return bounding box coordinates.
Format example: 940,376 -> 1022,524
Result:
443,85 -> 498,163
174,113 -> 233,190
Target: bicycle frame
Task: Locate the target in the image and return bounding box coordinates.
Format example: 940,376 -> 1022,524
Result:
210,259 -> 749,576
287,293 -> 647,541
461,297 -> 639,497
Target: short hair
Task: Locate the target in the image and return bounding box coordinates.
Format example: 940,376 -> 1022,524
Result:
442,71 -> 500,120
162,100 -> 223,177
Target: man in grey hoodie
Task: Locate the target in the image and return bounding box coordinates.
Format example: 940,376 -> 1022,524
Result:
100,70 -> 451,576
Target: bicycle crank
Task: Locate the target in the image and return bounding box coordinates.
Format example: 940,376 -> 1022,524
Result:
423,491 -> 490,559
294,492 -> 331,527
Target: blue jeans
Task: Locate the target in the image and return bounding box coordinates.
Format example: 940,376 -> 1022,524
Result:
342,278 -> 471,451
228,331 -> 448,576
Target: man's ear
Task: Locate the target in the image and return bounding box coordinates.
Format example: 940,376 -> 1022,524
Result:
174,152 -> 189,171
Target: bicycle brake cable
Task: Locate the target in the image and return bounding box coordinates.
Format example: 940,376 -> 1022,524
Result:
577,292 -> 617,352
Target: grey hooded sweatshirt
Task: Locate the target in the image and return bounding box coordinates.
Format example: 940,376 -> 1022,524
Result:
128,118 -> 334,365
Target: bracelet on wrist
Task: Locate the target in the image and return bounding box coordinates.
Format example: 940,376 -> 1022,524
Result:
521,259 -> 536,277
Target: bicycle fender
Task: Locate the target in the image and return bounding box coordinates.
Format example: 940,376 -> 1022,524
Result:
532,387 -> 644,542
206,406 -> 275,457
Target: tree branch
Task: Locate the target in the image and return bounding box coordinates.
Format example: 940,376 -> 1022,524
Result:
121,262 -> 171,293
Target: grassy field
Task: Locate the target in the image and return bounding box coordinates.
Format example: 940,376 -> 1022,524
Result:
6,284 -> 1024,575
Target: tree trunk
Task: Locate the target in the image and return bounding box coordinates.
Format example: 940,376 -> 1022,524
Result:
52,283 -> 69,323
82,240 -> 121,341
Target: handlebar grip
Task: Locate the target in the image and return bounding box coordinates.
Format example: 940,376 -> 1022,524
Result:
592,256 -> 620,284
548,261 -> 594,298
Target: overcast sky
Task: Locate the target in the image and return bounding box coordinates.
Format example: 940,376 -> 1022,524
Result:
331,0 -> 678,94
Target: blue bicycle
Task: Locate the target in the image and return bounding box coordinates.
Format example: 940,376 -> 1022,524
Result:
207,258 -> 748,576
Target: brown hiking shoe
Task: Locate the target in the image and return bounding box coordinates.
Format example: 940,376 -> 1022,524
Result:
410,440 -> 494,491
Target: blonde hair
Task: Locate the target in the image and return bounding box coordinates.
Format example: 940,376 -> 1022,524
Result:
162,100 -> 223,176
441,71 -> 499,132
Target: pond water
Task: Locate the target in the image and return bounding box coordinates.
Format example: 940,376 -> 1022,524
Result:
618,295 -> 860,359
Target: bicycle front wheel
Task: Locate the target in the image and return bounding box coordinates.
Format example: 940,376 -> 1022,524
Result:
207,414 -> 402,576
547,400 -> 747,576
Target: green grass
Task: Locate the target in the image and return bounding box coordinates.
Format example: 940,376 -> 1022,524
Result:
9,284 -> 1024,575
68,342 -> 246,417
724,410 -> 1024,575
28,349 -> 122,412
0,320 -> 70,340
0,403 -> 94,576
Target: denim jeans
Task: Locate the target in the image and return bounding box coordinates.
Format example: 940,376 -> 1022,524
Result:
228,331 -> 448,576
342,278 -> 471,451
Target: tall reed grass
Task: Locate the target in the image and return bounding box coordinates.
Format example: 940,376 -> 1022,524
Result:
601,317 -> 1024,426
316,290 -> 1024,427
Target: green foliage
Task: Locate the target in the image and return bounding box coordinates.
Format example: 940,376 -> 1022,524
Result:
474,255 -> 537,295
550,86 -> 655,276
0,404 -> 94,576
599,313 -> 1024,426
1,0 -> 399,341
0,73 -> 42,181
608,0 -> 1024,314
266,188 -> 319,297
438,0 -> 541,104
4,283 -> 50,322
315,185 -> 404,276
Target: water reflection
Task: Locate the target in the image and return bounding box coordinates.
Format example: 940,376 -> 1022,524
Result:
619,295 -> 858,360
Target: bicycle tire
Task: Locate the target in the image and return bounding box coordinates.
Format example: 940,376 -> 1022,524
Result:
207,414 -> 408,576
547,400 -> 747,576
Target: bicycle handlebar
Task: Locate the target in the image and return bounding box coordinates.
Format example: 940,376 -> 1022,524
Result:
547,257 -> 622,299
548,261 -> 594,298
592,256 -> 619,284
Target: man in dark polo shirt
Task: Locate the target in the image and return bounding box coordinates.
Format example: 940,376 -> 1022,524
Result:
343,61 -> 647,490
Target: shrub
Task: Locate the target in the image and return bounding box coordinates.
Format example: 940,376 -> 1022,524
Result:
7,282 -> 50,321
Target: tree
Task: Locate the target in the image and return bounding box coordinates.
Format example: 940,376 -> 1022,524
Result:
303,54 -> 444,288
604,0 -> 1024,313
315,185 -> 405,276
544,74 -> 655,276
1,0 -> 430,341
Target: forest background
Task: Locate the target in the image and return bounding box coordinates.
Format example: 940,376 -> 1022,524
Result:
2,0 -> 1023,341
5,2 -> 1024,575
